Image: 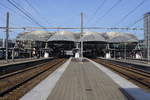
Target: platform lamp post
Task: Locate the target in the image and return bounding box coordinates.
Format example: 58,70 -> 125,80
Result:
80,12 -> 84,61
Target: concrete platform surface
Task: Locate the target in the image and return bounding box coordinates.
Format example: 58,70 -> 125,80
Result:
47,59 -> 128,100
0,57 -> 52,67
89,58 -> 150,100
102,58 -> 150,68
20,58 -> 71,100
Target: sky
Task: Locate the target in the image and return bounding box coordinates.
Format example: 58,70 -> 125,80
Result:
0,0 -> 150,39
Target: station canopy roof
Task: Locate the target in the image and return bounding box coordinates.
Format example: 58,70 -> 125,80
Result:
103,32 -> 138,43
17,31 -> 138,43
48,31 -> 75,42
16,31 -> 52,41
80,31 -> 106,42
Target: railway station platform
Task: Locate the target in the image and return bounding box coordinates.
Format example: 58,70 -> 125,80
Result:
21,58 -> 150,100
0,57 -> 50,67
101,57 -> 150,67
0,58 -> 32,65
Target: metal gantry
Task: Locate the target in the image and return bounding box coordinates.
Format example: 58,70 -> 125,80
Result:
0,26 -> 144,30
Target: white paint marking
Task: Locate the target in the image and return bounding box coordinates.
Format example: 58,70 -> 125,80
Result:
88,58 -> 150,100
20,58 -> 72,100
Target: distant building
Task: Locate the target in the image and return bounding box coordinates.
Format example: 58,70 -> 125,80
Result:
16,31 -> 138,58
144,12 -> 150,59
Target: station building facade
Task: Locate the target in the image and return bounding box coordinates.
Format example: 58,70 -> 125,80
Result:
16,30 -> 140,59
144,12 -> 150,59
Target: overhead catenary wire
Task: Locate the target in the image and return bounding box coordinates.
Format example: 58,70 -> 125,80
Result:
87,0 -> 107,25
0,4 -> 19,29
0,26 -> 143,30
10,0 -> 35,18
0,2 -> 16,24
1,0 -> 144,32
0,2 -> 16,13
94,0 -> 122,25
127,17 -> 143,28
115,0 -> 147,26
7,0 -> 48,31
23,0 -> 51,25
10,0 -> 42,25
23,0 -> 40,16
0,2 -> 35,25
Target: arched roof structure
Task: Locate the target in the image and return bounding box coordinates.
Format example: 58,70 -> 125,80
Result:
16,31 -> 52,41
48,31 -> 75,42
80,31 -> 106,42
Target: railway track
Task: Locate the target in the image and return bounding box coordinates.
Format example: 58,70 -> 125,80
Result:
93,58 -> 150,92
126,59 -> 148,64
0,58 -> 66,100
114,59 -> 149,66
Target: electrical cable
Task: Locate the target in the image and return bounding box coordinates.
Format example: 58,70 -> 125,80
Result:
7,0 -> 47,31
87,0 -> 107,25
115,0 -> 146,26
127,17 -> 143,28
23,0 -> 53,26
95,0 -> 122,24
